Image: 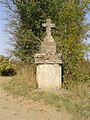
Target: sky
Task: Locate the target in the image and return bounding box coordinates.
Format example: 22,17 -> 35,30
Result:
0,4 -> 13,57
0,4 -> 90,57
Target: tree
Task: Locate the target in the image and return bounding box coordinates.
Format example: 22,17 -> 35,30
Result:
1,0 -> 90,85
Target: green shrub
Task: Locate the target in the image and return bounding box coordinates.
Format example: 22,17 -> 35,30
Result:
0,55 -> 16,76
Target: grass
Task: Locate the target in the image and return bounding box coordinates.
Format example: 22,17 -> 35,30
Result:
2,64 -> 90,120
3,77 -> 90,120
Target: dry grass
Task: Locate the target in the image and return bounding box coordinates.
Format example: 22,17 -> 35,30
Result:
16,64 -> 37,89
3,64 -> 37,96
3,64 -> 90,120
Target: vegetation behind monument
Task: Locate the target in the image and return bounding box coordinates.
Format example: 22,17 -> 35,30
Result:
1,1 -> 90,119
2,0 -> 90,87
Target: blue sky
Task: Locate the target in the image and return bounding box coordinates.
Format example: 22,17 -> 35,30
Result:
0,4 -> 90,57
0,5 -> 13,57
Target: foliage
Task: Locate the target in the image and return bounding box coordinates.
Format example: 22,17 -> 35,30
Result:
3,0 -> 90,60
0,55 -> 16,76
64,58 -> 90,89
1,0 -> 90,85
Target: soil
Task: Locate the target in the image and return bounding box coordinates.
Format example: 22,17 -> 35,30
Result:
0,77 -> 71,120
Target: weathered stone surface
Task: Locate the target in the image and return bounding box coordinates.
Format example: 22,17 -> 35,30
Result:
41,42 -> 56,53
37,64 -> 62,90
35,51 -> 62,64
41,19 -> 56,53
42,19 -> 55,42
35,19 -> 62,90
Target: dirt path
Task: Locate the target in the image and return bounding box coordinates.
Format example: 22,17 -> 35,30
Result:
0,77 -> 71,120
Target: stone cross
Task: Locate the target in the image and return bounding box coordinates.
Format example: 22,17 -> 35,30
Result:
42,19 -> 55,37
35,18 -> 62,90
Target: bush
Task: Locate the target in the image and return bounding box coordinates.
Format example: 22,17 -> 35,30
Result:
0,55 -> 16,76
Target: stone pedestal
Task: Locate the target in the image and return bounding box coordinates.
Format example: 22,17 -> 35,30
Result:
35,19 -> 62,90
35,52 -> 62,90
36,63 -> 62,90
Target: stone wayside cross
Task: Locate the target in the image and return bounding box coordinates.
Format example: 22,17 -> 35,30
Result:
42,19 -> 55,42
35,19 -> 62,91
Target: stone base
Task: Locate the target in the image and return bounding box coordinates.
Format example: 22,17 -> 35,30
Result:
35,52 -> 62,64
36,64 -> 62,90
